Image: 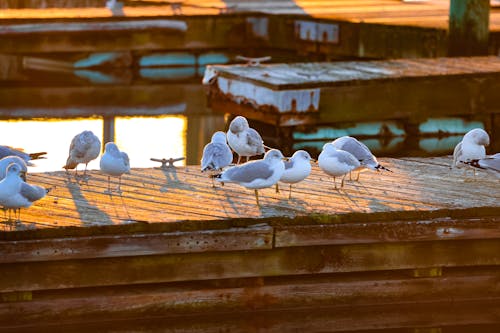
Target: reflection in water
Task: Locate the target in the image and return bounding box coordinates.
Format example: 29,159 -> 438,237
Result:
0,116 -> 187,173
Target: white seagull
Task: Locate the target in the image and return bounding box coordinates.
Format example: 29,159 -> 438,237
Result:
214,149 -> 285,205
277,150 -> 314,199
331,136 -> 391,180
63,130 -> 101,178
201,131 -> 233,187
0,162 -> 46,222
318,143 -> 360,189
462,153 -> 500,179
0,156 -> 28,181
452,128 -> 490,176
100,142 -> 130,194
226,116 -> 265,164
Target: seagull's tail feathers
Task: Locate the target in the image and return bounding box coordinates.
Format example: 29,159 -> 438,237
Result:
462,160 -> 483,169
29,152 -> 47,160
63,159 -> 78,170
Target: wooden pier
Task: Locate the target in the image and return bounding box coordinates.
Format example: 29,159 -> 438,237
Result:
1,1 -> 500,58
205,56 -> 500,151
0,156 -> 499,329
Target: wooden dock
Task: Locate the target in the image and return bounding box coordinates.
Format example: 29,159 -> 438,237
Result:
0,156 -> 499,329
1,0 -> 499,58
205,56 -> 500,151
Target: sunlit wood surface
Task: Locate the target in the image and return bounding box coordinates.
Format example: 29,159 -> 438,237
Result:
2,156 -> 498,233
1,0 -> 499,31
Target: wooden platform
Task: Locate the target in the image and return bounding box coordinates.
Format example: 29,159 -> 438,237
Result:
1,1 -> 499,57
1,157 -> 499,329
2,156 -> 498,235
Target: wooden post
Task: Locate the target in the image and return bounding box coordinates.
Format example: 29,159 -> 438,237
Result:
103,116 -> 116,150
448,0 -> 490,56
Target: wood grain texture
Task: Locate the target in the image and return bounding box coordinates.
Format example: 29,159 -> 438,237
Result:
0,156 -> 498,236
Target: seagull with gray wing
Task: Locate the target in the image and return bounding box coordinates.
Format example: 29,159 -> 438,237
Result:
452,128 -> 490,177
226,116 -> 265,164
214,149 -> 285,206
201,131 -> 233,187
277,150 -> 314,199
63,130 -> 101,179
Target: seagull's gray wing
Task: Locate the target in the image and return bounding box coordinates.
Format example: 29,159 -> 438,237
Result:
340,139 -> 373,162
452,141 -> 463,167
202,143 -> 232,170
246,128 -> 263,148
222,161 -> 273,183
20,183 -> 46,203
336,150 -> 361,167
121,152 -> 130,172
479,154 -> 500,173
0,146 -> 30,162
284,159 -> 295,170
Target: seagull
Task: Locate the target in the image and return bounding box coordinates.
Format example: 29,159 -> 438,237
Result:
226,116 -> 265,164
63,130 -> 101,179
0,162 -> 47,223
201,131 -> 233,187
331,136 -> 391,181
277,150 -> 314,199
100,142 -> 130,194
0,156 -> 28,181
318,143 -> 360,189
0,145 -> 46,163
462,153 -> 500,179
214,149 -> 285,206
452,128 -> 490,176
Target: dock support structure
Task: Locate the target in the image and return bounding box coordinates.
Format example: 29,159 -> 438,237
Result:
449,0 -> 490,56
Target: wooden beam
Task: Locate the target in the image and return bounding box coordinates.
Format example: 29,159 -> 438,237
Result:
449,0 -> 490,56
2,239 -> 500,292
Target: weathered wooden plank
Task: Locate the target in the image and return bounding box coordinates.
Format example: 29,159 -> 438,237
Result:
2,239 -> 500,292
0,224 -> 273,263
1,269 -> 499,329
275,217 -> 500,248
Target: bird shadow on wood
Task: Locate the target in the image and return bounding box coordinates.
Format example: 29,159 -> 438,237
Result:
159,167 -> 195,193
65,179 -> 113,226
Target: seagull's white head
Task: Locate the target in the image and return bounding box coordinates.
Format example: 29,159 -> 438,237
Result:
291,150 -> 313,162
229,116 -> 249,133
211,131 -> 227,144
264,149 -> 285,163
463,128 -> 490,146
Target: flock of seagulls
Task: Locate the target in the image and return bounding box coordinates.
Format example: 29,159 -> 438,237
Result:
0,115 -> 497,223
201,116 -> 498,206
0,130 -> 129,223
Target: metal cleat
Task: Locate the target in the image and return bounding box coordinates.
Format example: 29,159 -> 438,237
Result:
151,157 -> 185,169
235,55 -> 271,67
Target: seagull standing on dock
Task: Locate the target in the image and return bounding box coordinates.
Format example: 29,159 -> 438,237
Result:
318,143 -> 360,190
226,116 -> 265,164
214,149 -> 285,206
0,162 -> 47,223
201,131 -> 233,187
462,153 -> 500,179
100,142 -> 130,194
452,128 -> 490,176
63,130 -> 101,179
277,150 -> 314,199
331,136 -> 391,181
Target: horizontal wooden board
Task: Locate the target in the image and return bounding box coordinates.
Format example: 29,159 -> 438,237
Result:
0,224 -> 273,263
1,239 -> 500,292
1,269 -> 500,329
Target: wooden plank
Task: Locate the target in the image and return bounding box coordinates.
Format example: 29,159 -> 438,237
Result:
275,217 -> 500,248
1,269 -> 500,329
1,239 -> 500,292
0,224 -> 273,263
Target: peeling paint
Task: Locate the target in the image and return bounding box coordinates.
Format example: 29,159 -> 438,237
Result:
294,20 -> 339,44
246,17 -> 269,40
216,77 -> 319,113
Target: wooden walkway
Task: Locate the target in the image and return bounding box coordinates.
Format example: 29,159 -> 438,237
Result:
2,156 -> 498,236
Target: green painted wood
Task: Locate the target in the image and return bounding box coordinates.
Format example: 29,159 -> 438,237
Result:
449,0 -> 490,56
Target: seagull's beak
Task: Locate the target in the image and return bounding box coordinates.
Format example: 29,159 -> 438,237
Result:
20,171 -> 27,181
